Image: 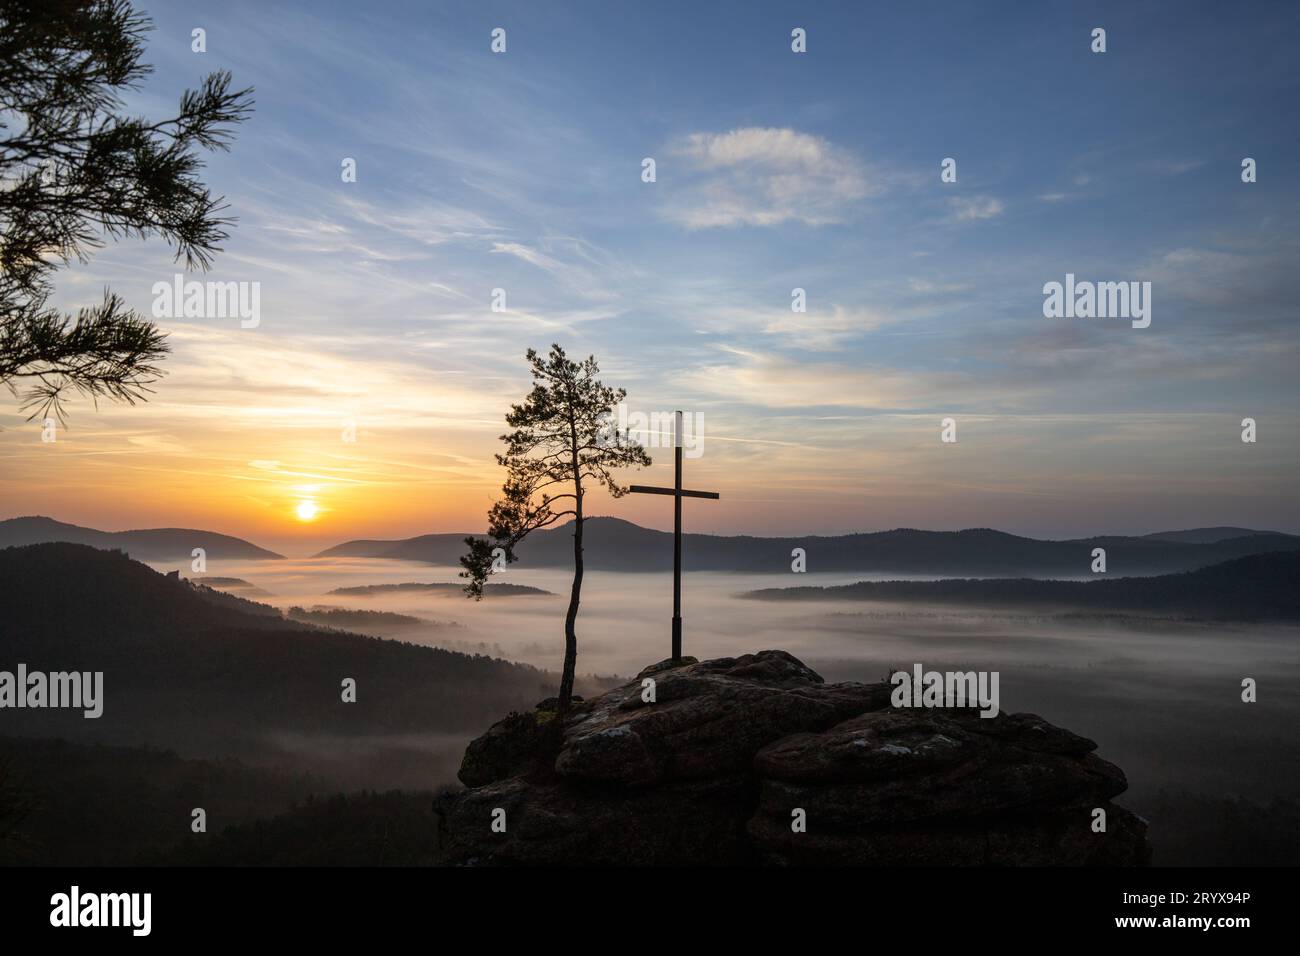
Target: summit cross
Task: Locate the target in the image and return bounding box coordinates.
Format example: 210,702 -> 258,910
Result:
627,410 -> 719,660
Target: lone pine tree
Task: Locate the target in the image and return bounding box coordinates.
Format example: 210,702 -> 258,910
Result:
461,344 -> 650,710
0,0 -> 253,420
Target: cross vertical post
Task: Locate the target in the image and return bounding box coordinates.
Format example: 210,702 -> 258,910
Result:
628,409 -> 719,660
673,410 -> 683,660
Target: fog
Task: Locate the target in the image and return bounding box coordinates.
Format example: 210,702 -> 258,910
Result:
201,555 -> 1300,846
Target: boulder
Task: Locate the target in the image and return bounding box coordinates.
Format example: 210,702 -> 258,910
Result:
438,773 -> 757,866
748,801 -> 1150,866
436,650 -> 1150,866
457,709 -> 556,788
751,709 -> 1126,825
553,650 -> 892,787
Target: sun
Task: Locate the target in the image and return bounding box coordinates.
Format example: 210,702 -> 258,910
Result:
295,500 -> 319,522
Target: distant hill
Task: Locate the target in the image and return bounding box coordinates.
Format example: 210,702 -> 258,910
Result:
285,606 -> 463,632
0,516 -> 282,561
327,581 -> 553,597
316,516 -> 1300,577
1141,527 -> 1272,544
189,576 -> 274,597
743,550 -> 1300,620
0,543 -> 611,784
315,532 -> 472,562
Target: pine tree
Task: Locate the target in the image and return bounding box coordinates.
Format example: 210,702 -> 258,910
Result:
461,344 -> 650,709
0,0 -> 253,420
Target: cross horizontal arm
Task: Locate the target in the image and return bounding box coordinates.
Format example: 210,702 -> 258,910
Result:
628,485 -> 720,500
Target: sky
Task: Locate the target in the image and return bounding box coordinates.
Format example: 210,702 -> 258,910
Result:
2,0 -> 1299,553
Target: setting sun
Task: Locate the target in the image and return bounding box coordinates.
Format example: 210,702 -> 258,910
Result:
295,500 -> 319,522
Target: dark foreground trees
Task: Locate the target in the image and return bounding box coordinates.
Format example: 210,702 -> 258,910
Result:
0,0 -> 252,420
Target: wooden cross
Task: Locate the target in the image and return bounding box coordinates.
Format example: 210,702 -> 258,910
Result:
628,410 -> 719,660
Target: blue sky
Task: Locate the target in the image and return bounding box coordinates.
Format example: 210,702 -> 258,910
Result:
5,0 -> 1299,544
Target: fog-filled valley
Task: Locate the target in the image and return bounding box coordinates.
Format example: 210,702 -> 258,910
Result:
172,555 -> 1300,824
3,543 -> 1297,866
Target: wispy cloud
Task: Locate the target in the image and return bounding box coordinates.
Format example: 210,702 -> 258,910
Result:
949,196 -> 1005,222
491,242 -> 565,272
762,304 -> 892,350
661,127 -> 876,228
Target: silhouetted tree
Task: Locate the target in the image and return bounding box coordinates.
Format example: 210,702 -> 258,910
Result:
0,0 -> 253,420
461,344 -> 650,709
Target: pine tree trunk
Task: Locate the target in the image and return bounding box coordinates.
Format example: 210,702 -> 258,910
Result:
559,473 -> 583,711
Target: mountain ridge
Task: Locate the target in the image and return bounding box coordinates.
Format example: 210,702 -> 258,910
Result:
7,514 -> 1298,577
0,515 -> 283,560
312,516 -> 1300,577
743,549 -> 1300,620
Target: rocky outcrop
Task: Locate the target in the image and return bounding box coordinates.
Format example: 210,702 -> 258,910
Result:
435,650 -> 1150,865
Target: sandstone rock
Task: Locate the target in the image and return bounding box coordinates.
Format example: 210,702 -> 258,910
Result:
748,801 -> 1150,866
636,656 -> 697,678
751,708 -> 1126,825
554,651 -> 892,786
458,709 -> 553,788
437,650 -> 1151,866
438,773 -> 757,866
